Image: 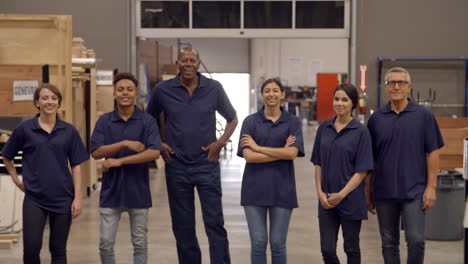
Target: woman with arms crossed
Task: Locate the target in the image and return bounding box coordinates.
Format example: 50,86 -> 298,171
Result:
238,78 -> 304,264
2,84 -> 89,264
311,83 -> 373,264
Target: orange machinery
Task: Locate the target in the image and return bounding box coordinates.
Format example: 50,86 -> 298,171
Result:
316,73 -> 348,121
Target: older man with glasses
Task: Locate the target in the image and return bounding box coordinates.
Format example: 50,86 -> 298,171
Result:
365,67 -> 444,264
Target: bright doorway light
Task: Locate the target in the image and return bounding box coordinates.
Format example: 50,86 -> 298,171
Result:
202,73 -> 250,152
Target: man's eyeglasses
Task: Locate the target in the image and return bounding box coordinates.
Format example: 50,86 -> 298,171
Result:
385,80 -> 409,87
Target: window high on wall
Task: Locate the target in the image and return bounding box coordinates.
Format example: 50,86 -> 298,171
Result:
137,0 -> 349,38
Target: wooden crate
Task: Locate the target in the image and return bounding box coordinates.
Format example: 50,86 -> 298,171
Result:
0,65 -> 42,117
0,14 -> 72,122
437,118 -> 468,170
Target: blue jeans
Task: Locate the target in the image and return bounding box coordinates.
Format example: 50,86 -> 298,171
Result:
99,208 -> 149,264
165,158 -> 230,264
375,199 -> 425,264
318,211 -> 362,264
243,206 -> 292,264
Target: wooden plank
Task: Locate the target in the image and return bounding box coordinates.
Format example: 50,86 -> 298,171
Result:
0,240 -> 13,249
0,234 -> 20,240
88,68 -> 98,192
72,66 -> 98,196
71,78 -> 88,198
0,65 -> 42,117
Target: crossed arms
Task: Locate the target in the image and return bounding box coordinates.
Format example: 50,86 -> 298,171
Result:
241,134 -> 299,163
91,140 -> 160,172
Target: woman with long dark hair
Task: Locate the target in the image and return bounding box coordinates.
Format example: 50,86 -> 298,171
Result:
311,83 -> 373,264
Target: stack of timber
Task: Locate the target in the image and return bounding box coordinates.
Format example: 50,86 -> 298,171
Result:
72,40 -> 98,196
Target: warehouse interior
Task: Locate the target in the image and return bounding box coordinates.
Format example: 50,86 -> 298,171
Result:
1,0 -> 468,263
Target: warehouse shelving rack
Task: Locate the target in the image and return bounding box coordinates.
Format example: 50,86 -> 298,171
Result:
376,56 -> 468,116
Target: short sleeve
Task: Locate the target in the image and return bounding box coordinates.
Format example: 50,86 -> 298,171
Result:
237,116 -> 254,157
2,125 -> 24,160
147,84 -> 164,120
144,114 -> 162,151
353,127 -> 374,173
215,83 -> 236,122
69,127 -> 90,167
311,125 -> 323,165
90,116 -> 106,153
289,117 -> 305,157
423,112 -> 445,153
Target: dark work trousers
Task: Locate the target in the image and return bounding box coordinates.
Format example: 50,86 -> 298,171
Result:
165,157 -> 231,264
23,196 -> 72,264
319,210 -> 362,264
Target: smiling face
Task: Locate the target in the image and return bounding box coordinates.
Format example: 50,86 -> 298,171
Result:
35,88 -> 60,116
177,48 -> 200,81
333,89 -> 353,118
114,79 -> 136,108
384,71 -> 412,103
261,81 -> 285,108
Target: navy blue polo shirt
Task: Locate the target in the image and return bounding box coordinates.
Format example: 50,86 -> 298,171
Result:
237,108 -> 305,208
311,117 -> 373,220
2,115 -> 89,214
368,99 -> 444,200
91,106 -> 161,208
147,73 -> 236,164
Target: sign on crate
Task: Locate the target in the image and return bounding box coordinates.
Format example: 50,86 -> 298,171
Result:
96,70 -> 113,85
13,80 -> 38,101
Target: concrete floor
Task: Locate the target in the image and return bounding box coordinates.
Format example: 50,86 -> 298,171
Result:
0,125 -> 464,263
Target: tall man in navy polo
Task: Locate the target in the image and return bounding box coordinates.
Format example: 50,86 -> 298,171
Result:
366,67 -> 444,264
91,72 -> 161,264
147,47 -> 237,264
